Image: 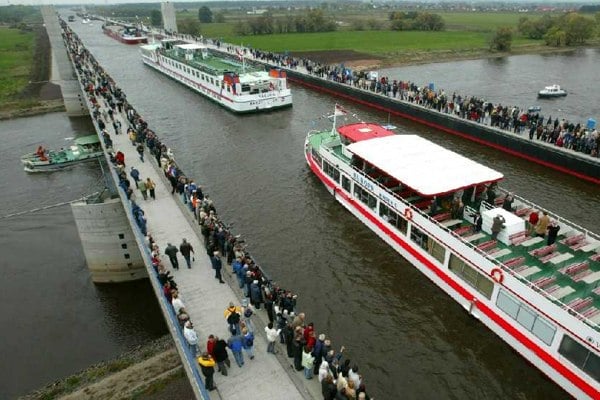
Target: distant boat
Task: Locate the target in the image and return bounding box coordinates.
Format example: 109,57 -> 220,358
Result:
103,24 -> 148,45
538,85 -> 567,98
528,106 -> 541,113
22,135 -> 103,172
140,40 -> 293,113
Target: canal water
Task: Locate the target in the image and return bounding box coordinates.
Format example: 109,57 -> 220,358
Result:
381,49 -> 600,125
3,19 -> 599,399
0,114 -> 166,399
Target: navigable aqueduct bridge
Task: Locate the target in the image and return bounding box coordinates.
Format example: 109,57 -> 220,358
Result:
41,6 -> 317,400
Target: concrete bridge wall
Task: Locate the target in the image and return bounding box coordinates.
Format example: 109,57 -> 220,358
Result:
41,6 -> 88,117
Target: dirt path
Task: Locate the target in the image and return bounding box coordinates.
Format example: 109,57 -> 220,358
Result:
58,349 -> 181,400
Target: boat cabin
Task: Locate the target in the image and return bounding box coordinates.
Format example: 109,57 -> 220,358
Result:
173,43 -> 209,61
344,134 -> 504,215
338,123 -> 395,159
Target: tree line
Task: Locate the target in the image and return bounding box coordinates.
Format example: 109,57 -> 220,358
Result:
0,5 -> 40,25
518,12 -> 599,46
232,9 -> 336,36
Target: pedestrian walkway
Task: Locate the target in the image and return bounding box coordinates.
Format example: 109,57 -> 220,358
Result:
105,109 -> 311,399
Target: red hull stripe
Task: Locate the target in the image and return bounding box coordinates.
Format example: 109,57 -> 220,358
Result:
293,77 -> 600,186
306,153 -> 598,398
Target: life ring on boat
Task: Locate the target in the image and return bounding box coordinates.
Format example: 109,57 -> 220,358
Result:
490,268 -> 504,284
403,208 -> 413,221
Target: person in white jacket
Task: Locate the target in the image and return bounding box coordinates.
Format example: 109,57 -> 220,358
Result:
183,321 -> 199,357
264,322 -> 281,354
171,291 -> 185,314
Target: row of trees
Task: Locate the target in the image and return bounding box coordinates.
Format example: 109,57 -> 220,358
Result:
232,9 -> 337,36
388,11 -> 445,31
518,12 -> 599,46
0,5 -> 40,24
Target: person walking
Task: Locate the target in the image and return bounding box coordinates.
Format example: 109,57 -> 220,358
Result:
197,352 -> 217,391
137,178 -> 148,200
265,322 -> 281,354
211,251 -> 225,283
183,321 -> 199,358
129,166 -> 140,188
224,302 -> 241,336
128,129 -> 136,146
146,177 -> 156,200
164,243 -> 179,270
227,333 -> 245,368
213,336 -> 231,376
179,238 -> 195,269
242,327 -> 255,360
242,303 -> 255,333
136,143 -> 145,162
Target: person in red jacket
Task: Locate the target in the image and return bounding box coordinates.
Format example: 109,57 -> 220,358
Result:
528,211 -> 539,235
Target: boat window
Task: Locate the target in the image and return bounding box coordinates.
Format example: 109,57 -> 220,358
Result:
497,289 -> 556,345
354,184 -> 377,210
427,236 -> 446,264
311,148 -> 322,166
379,203 -> 407,234
241,84 -> 250,93
342,175 -> 351,192
323,161 -> 340,183
559,335 -> 600,382
410,226 -> 429,251
449,254 -> 494,299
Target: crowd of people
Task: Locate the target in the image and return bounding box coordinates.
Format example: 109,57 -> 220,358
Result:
61,20 -> 375,400
210,41 -> 600,159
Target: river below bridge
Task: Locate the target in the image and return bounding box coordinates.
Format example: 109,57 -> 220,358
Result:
2,19 -> 599,399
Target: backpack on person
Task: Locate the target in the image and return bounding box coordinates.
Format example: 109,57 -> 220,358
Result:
244,332 -> 254,347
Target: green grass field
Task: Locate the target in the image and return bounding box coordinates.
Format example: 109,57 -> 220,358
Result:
0,27 -> 34,103
176,10 -> 544,56
212,30 -> 536,54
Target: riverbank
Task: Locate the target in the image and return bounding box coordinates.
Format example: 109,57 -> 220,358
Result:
0,23 -> 63,120
19,335 -> 193,400
0,99 -> 64,120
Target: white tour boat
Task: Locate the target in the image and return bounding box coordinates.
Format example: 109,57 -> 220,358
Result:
538,84 -> 567,98
140,40 -> 292,113
305,108 -> 600,399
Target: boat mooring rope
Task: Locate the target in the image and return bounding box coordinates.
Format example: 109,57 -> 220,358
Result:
0,191 -> 102,219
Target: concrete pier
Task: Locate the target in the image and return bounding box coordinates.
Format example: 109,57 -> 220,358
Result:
71,196 -> 147,283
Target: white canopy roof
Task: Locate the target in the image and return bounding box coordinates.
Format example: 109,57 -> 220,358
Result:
346,135 -> 504,196
175,43 -> 205,50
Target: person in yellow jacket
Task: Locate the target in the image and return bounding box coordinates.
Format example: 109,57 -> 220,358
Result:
128,129 -> 136,146
197,352 -> 216,391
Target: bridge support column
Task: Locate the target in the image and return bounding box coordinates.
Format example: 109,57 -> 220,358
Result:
161,2 -> 178,33
71,197 -> 147,283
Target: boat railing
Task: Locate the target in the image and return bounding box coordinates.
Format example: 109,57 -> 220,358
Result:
318,141 -> 600,331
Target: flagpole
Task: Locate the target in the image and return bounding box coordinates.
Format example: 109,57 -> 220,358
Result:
331,104 -> 337,135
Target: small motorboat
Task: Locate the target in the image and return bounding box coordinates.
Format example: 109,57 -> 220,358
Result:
21,135 -> 103,172
538,85 -> 567,98
528,106 -> 541,113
